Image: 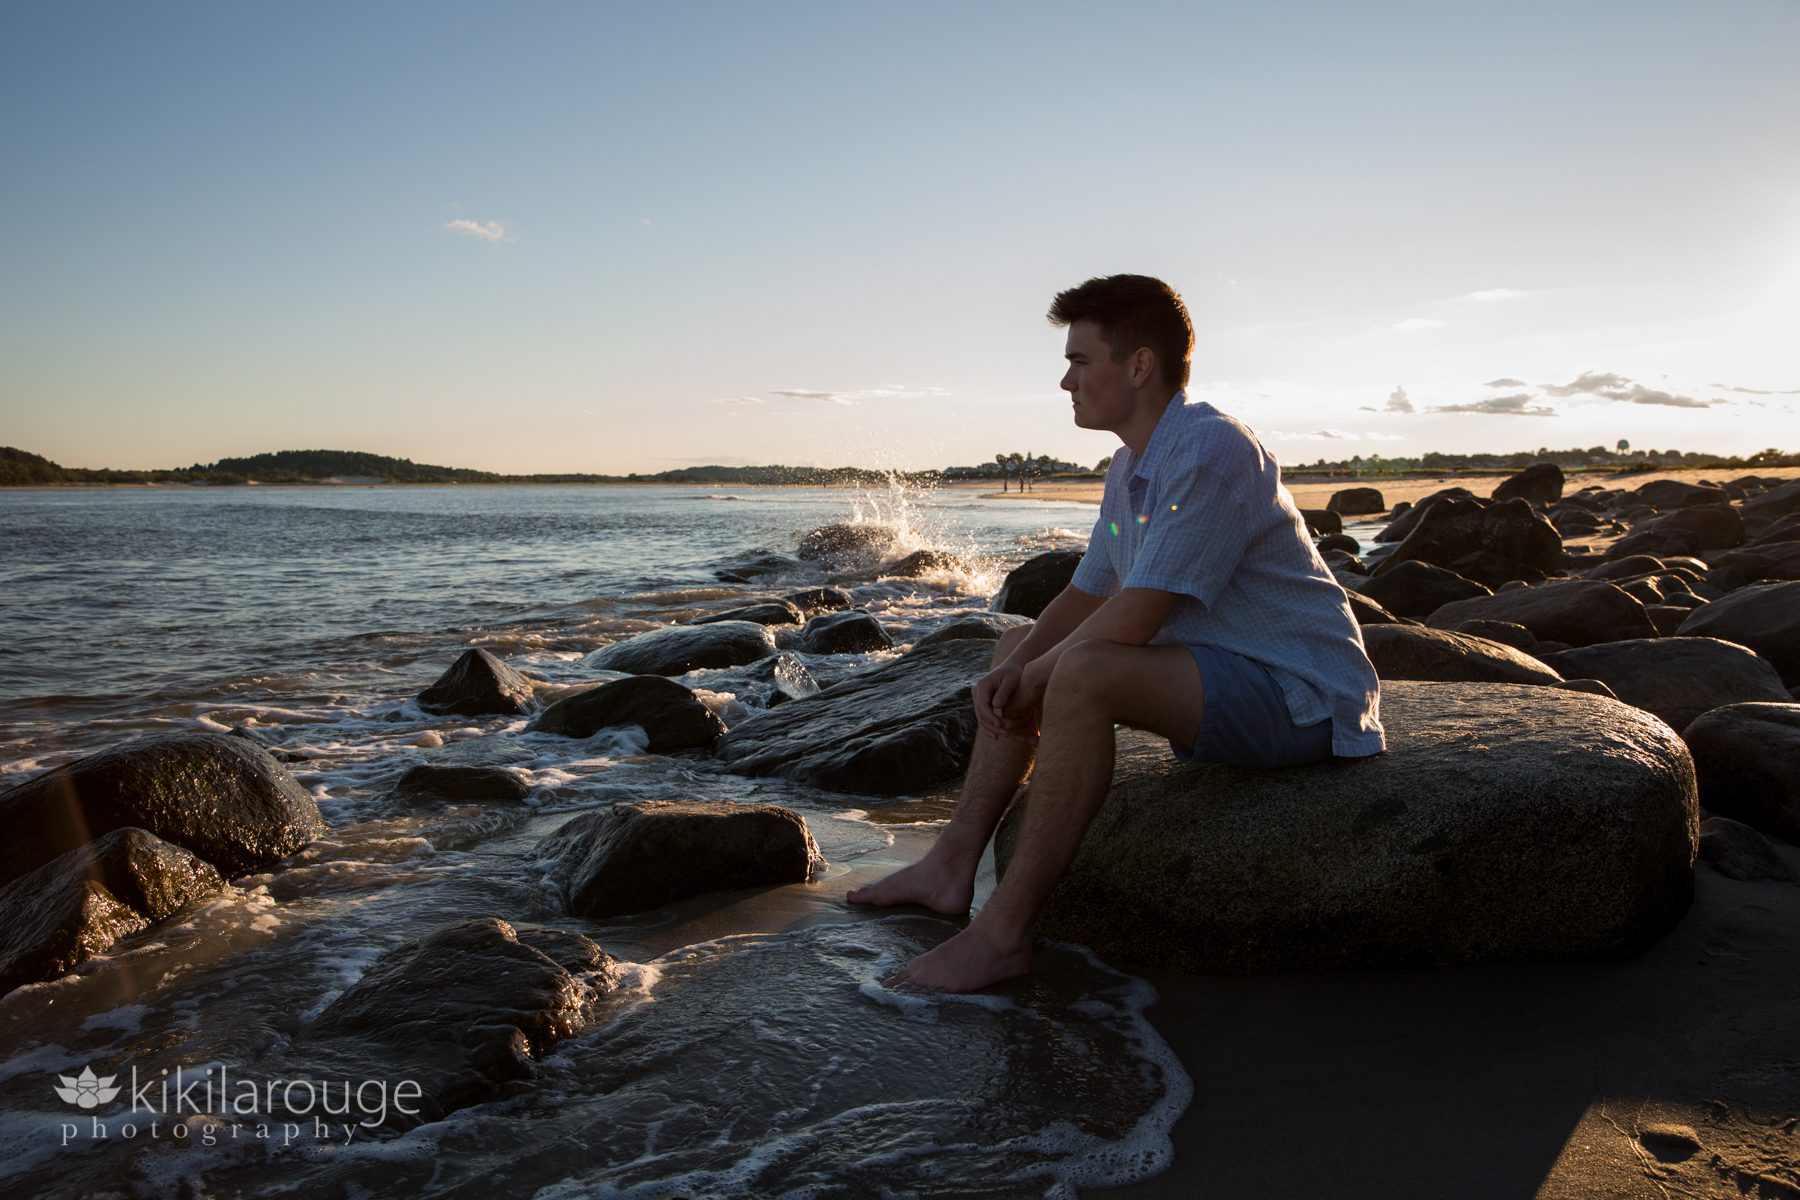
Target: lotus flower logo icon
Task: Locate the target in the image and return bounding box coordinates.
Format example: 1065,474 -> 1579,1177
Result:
54,1065 -> 121,1109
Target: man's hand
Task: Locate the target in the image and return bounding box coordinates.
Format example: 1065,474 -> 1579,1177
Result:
973,660 -> 1040,741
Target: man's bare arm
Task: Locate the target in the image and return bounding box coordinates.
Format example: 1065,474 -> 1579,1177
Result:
997,584 -> 1108,667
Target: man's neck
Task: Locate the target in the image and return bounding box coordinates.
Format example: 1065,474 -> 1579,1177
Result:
1116,390 -> 1181,457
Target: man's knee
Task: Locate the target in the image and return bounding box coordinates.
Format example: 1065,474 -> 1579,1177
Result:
1044,638 -> 1126,707
990,622 -> 1034,666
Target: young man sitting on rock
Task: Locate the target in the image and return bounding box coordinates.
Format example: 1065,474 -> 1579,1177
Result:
849,273 -> 1386,992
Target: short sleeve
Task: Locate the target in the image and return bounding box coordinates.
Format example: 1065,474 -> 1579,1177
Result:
1069,508 -> 1120,598
1121,468 -> 1249,608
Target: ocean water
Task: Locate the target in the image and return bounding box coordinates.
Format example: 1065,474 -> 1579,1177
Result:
0,482 -> 1193,1199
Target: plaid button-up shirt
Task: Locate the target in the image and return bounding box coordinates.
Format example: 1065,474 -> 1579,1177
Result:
1070,394 -> 1385,757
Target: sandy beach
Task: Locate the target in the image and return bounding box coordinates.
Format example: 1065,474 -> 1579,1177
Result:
952,465 -> 1800,512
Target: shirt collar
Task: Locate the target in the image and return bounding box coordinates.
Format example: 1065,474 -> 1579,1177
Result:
1128,390 -> 1189,483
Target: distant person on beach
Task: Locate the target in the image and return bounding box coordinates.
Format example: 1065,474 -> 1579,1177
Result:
849,273 -> 1385,992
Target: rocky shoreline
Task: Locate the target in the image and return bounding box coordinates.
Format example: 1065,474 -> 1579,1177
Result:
5,468 -> 1799,1195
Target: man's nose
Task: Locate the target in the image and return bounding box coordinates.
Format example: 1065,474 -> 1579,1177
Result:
1059,369 -> 1075,392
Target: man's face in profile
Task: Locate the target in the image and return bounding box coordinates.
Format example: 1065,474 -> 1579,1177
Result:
1061,319 -> 1133,433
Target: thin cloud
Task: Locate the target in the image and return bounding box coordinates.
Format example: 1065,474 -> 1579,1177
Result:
1391,318 -> 1444,333
767,384 -> 948,406
1464,288 -> 1524,302
1712,383 -> 1800,395
1484,377 -> 1526,388
714,396 -> 766,406
442,218 -> 510,243
1541,370 -> 1712,408
1386,385 -> 1414,413
1428,394 -> 1558,417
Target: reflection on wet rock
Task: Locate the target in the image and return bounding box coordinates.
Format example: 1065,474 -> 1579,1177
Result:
531,675 -> 727,750
417,648 -> 537,717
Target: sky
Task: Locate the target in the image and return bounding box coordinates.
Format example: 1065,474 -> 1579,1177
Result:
2,1 -> 1797,474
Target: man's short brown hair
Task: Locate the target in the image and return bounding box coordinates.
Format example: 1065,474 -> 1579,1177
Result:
1047,274 -> 1193,390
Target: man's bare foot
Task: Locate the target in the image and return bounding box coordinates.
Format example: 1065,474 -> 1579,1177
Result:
845,854 -> 975,916
887,924 -> 1033,993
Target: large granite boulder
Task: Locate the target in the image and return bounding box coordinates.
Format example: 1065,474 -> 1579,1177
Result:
1587,554 -> 1668,582
0,828 -> 222,994
1538,638 -> 1790,731
1370,497 -> 1562,587
687,601 -> 803,627
1354,561 -> 1491,621
581,621 -> 776,675
530,675 -> 726,750
995,681 -> 1696,973
418,649 -> 536,716
1327,486 -> 1386,515
1361,625 -> 1562,685
0,733 -> 326,885
712,640 -> 992,795
1676,581 -> 1800,684
1602,529 -> 1702,562
297,918 -> 616,1127
539,800 -> 823,918
1344,591 -> 1405,626
992,551 -> 1084,618
1426,579 -> 1656,647
1680,703 -> 1800,844
796,610 -> 895,655
1491,462 -> 1564,507
915,612 -> 1032,648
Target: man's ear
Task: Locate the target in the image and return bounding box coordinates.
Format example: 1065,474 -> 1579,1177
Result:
1130,347 -> 1156,388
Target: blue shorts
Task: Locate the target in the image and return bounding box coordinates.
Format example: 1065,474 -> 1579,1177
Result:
1170,645 -> 1335,770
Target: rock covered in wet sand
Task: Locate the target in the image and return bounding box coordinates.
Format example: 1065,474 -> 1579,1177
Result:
713,639 -> 992,795
297,917 -> 617,1127
531,675 -> 726,750
417,648 -> 536,716
540,800 -> 823,917
582,620 -> 776,676
0,827 -> 223,994
0,732 -> 326,885
997,680 -> 1696,973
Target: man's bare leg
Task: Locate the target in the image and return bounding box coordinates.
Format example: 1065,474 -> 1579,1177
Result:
847,626 -> 1037,915
888,640 -> 1205,992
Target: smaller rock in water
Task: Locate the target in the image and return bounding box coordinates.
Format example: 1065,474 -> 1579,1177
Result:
992,550 -> 1084,618
797,523 -> 899,568
1301,508 -> 1343,536
531,676 -> 727,750
915,612 -> 1032,647
1327,486 -> 1385,515
392,764 -> 533,804
418,648 -> 536,717
297,918 -> 616,1127
0,828 -> 222,995
883,549 -> 967,578
1317,532 -> 1360,556
782,586 -> 854,614
1682,702 -> 1800,844
798,610 -> 894,655
687,600 -> 803,627
1698,816 -> 1794,882
541,800 -> 823,918
582,621 -> 777,676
